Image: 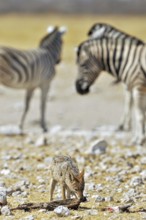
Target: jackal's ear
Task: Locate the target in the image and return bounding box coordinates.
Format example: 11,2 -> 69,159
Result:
79,169 -> 85,178
69,172 -> 80,182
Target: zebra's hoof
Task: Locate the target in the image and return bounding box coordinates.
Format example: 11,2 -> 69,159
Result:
115,124 -> 124,131
19,124 -> 24,133
131,137 -> 146,146
137,138 -> 146,146
116,124 -> 131,132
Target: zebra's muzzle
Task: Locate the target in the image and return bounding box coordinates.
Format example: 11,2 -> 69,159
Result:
75,80 -> 90,95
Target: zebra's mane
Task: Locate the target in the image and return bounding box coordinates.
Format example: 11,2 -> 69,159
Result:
77,38 -> 99,60
88,23 -> 144,45
39,26 -> 59,48
77,35 -> 142,62
77,37 -> 109,59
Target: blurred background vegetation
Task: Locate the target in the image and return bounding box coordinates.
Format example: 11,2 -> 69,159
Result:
0,0 -> 146,62
0,0 -> 146,14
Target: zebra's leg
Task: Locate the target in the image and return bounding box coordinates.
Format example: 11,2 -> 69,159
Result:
117,88 -> 133,131
19,88 -> 34,131
40,84 -> 49,132
133,88 -> 146,145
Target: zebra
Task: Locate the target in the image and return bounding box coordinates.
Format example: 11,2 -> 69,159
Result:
87,23 -> 144,45
75,37 -> 146,145
0,26 -> 66,132
87,23 -> 145,132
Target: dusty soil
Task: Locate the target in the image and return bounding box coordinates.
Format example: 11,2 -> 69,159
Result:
0,62 -> 124,131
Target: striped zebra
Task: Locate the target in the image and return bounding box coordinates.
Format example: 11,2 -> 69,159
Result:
75,37 -> 146,145
87,23 -> 145,132
87,23 -> 144,45
0,26 -> 66,132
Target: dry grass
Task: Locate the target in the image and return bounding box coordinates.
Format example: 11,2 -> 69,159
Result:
0,14 -> 146,62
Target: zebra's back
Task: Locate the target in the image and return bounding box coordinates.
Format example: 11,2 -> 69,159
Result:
0,46 -> 54,89
88,23 -> 144,46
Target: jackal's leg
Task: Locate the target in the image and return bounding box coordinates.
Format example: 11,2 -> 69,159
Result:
62,184 -> 66,200
49,179 -> 57,201
66,185 -> 71,199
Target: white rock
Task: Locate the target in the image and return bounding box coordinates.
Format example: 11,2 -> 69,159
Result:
0,169 -> 11,176
0,192 -> 7,205
87,209 -> 98,216
49,125 -> 62,134
25,137 -> 34,144
18,180 -> 30,187
12,191 -> 21,197
37,164 -> 47,170
21,191 -> 28,197
105,196 -> 113,202
94,195 -> 105,202
121,189 -> 137,203
86,183 -> 96,191
23,215 -> 35,220
140,170 -> 146,180
44,157 -> 52,164
88,139 -> 108,155
141,213 -> 146,219
71,215 -> 83,219
0,125 -> 22,135
54,206 -> 70,217
107,206 -> 120,213
37,177 -> 45,184
35,135 -> 47,147
96,184 -> 103,192
117,188 -> 123,193
38,209 -> 47,213
131,165 -> 141,173
141,157 -> 146,165
84,170 -> 93,179
130,176 -> 143,186
0,182 -> 5,187
0,187 -> 7,194
127,189 -> 136,197
1,205 -> 11,216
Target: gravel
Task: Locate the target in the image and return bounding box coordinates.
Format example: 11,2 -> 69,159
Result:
0,126 -> 145,219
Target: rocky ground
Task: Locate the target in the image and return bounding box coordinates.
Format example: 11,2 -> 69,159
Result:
0,124 -> 146,220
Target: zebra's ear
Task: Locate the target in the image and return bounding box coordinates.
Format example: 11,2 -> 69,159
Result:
47,26 -> 55,33
59,26 -> 67,34
91,26 -> 105,38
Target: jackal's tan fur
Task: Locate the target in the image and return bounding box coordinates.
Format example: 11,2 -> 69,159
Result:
49,155 -> 85,201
